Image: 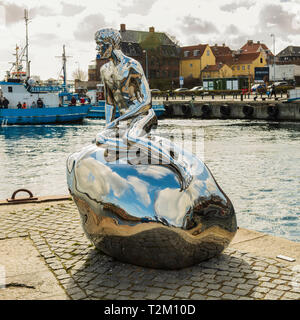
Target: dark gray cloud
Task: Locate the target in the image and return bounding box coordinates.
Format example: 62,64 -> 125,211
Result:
225,24 -> 239,35
220,0 -> 255,13
118,0 -> 157,16
61,2 -> 85,17
1,2 -> 58,25
180,15 -> 218,35
73,14 -> 107,42
258,4 -> 300,36
1,2 -> 24,25
30,6 -> 57,18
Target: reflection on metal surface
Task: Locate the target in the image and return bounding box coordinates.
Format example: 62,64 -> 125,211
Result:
66,28 -> 237,269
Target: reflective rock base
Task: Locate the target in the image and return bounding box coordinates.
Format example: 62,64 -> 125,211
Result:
67,144 -> 237,270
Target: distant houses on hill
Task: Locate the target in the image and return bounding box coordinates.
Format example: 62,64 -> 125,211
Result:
76,25 -> 300,92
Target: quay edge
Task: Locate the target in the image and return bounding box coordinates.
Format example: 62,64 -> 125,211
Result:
162,100 -> 300,121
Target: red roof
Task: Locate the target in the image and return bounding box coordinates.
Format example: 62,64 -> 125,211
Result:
210,45 -> 232,56
241,40 -> 273,56
216,52 -> 261,66
202,64 -> 224,72
180,44 -> 208,59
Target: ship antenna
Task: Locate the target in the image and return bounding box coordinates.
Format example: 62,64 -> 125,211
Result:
24,9 -> 31,79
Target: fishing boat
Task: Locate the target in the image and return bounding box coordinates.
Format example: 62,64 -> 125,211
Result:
86,84 -> 166,119
0,10 -> 90,125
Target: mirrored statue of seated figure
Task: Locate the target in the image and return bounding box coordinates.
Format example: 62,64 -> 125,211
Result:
66,28 -> 237,269
94,28 -> 192,191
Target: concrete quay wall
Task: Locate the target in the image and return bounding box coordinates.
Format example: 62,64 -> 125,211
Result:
163,101 -> 300,121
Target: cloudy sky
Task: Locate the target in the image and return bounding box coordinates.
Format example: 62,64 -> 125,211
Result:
0,0 -> 300,80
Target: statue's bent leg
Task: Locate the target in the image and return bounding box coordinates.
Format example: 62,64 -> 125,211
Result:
95,128 -> 128,161
124,109 -> 193,190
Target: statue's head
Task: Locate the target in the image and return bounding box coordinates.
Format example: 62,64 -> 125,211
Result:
95,28 -> 121,59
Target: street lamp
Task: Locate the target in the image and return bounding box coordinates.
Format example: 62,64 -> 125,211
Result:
270,34 -> 275,81
143,50 -> 149,80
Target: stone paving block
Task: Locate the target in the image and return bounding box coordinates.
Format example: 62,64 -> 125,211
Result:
175,291 -> 190,299
233,289 -> 250,296
261,282 -> 277,289
220,286 -> 235,294
251,292 -> 264,299
192,287 -> 208,294
282,292 -> 300,300
222,294 -> 239,300
190,294 -> 206,300
237,283 -> 254,291
264,293 -> 281,300
207,290 -> 223,298
255,287 -> 270,294
157,295 -> 173,300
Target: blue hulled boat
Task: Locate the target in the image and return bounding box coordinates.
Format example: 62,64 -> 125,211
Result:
87,101 -> 165,119
86,85 -> 165,119
0,80 -> 91,125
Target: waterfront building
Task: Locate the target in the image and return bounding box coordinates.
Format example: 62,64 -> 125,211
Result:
276,46 -> 300,66
88,24 -> 180,90
268,64 -> 300,83
202,63 -> 233,79
179,44 -> 216,86
240,40 -> 273,65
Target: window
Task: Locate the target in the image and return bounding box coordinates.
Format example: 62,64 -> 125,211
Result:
260,58 -> 263,63
237,66 -> 240,70
207,50 -> 210,56
184,51 -> 189,57
232,66 -> 235,70
8,86 -> 13,92
248,65 -> 250,70
190,64 -> 193,67
242,65 -> 245,70
193,50 -> 200,56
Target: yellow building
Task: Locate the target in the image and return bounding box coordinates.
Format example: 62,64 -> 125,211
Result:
180,44 -> 216,80
202,63 -> 233,79
217,51 -> 267,79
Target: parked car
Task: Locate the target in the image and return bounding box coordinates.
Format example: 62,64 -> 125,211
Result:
150,88 -> 161,93
267,81 -> 288,89
174,88 -> 188,92
189,86 -> 203,92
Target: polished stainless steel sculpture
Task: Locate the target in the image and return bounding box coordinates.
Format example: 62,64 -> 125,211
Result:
66,28 -> 237,269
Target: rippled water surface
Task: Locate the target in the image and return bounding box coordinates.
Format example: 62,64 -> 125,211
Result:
0,119 -> 299,242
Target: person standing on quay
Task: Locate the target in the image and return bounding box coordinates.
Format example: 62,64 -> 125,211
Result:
3,97 -> 9,109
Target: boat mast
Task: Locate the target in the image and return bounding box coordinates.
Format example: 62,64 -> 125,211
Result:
63,45 -> 67,91
24,9 -> 30,79
56,45 -> 71,93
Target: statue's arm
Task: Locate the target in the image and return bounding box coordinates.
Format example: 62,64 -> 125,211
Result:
101,67 -> 116,125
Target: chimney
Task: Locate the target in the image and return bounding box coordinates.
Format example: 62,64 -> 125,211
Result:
215,43 -> 218,46
222,43 -> 225,47
247,40 -> 253,45
120,24 -> 126,32
149,26 -> 155,33
257,41 -> 260,44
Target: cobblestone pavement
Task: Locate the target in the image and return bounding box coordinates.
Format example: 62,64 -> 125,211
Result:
0,201 -> 299,300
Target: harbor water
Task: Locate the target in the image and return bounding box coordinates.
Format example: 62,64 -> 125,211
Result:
0,119 -> 299,242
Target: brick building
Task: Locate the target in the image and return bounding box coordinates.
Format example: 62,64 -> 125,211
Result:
88,24 -> 180,90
